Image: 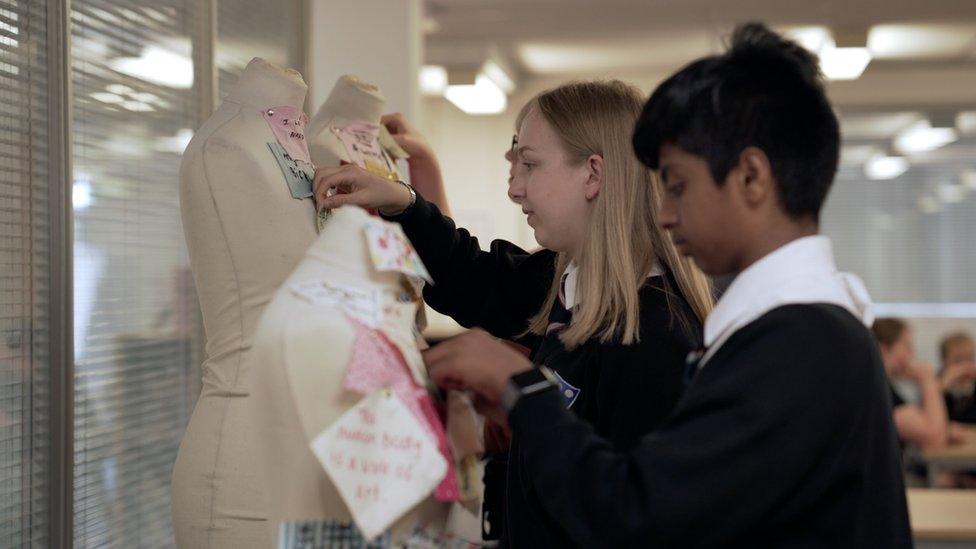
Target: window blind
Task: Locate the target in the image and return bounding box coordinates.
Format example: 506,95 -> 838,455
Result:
69,1 -> 203,546
824,114 -> 976,309
0,0 -> 50,546
216,0 -> 304,100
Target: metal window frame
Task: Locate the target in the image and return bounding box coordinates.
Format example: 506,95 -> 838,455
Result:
46,0 -> 73,546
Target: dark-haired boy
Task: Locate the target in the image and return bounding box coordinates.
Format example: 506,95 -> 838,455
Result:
424,22 -> 912,547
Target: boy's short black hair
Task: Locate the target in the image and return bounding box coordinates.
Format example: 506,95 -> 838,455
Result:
632,22 -> 840,220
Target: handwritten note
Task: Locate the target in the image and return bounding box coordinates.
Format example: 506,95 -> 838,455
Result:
268,142 -> 314,199
310,389 -> 447,541
263,105 -> 311,164
332,122 -> 400,181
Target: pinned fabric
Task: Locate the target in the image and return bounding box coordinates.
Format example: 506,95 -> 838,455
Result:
332,122 -> 400,181
342,317 -> 461,503
363,218 -> 433,284
263,105 -> 311,164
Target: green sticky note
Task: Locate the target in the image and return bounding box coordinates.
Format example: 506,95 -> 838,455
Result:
268,142 -> 314,199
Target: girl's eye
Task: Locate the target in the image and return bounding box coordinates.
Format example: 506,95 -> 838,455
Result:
666,182 -> 684,196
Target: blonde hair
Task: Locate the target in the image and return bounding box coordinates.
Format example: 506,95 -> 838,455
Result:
520,81 -> 713,348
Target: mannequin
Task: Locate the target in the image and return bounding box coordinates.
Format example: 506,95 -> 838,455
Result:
248,205 -> 449,543
173,57 -> 316,548
307,74 -> 406,173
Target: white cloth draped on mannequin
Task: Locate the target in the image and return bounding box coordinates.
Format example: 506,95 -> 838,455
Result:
248,205 -> 451,544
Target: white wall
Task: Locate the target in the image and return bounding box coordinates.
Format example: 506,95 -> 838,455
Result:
419,96 -> 535,251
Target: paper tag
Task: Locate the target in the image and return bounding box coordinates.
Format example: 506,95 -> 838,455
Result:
268,142 -> 315,199
378,125 -> 410,160
263,105 -> 312,164
311,389 -> 447,541
363,218 -> 433,284
290,280 -> 382,328
343,318 -> 461,502
332,122 -> 400,181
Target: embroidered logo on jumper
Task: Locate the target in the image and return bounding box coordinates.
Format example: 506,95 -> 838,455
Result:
552,370 -> 581,408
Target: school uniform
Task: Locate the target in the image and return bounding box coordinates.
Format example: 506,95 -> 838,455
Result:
944,387 -> 976,424
384,195 -> 702,546
505,236 -> 913,548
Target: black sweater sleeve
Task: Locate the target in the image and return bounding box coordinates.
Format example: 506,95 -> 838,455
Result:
590,283 -> 697,450
507,305 -> 907,548
383,194 -> 555,339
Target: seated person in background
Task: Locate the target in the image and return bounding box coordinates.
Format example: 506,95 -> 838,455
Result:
872,317 -> 950,450
939,331 -> 976,424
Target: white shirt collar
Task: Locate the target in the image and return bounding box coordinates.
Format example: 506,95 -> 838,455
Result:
701,235 -> 874,366
561,261 -> 664,310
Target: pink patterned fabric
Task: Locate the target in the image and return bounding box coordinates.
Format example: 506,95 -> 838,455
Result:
342,317 -> 460,502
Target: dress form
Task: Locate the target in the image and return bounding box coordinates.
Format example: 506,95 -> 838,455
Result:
307,75 -> 387,168
173,57 -> 316,548
247,205 -> 449,542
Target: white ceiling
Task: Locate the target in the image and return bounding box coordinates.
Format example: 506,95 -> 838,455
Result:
424,0 -> 976,107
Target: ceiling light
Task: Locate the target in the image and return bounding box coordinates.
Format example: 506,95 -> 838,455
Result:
111,45 -> 194,89
819,44 -> 872,80
918,195 -> 942,214
72,176 -> 92,211
419,65 -> 447,96
864,155 -> 909,180
786,26 -> 831,53
121,100 -> 154,112
482,60 -> 514,94
956,111 -> 976,134
894,119 -> 958,154
937,183 -> 966,204
840,112 -> 922,139
444,74 -> 507,115
784,26 -> 872,80
90,92 -> 124,104
106,84 -> 134,95
840,145 -> 880,165
961,170 -> 976,191
868,24 -> 976,59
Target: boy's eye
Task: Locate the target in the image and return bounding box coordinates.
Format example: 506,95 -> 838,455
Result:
521,162 -> 535,171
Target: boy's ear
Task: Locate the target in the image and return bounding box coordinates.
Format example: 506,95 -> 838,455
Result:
737,146 -> 775,208
584,153 -> 604,200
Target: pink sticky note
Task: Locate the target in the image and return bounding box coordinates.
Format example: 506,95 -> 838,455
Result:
262,105 -> 311,164
343,318 -> 461,501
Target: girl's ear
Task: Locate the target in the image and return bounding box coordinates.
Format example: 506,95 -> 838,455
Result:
584,154 -> 604,200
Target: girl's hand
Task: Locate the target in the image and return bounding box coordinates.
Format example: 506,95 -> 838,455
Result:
381,112 -> 435,163
313,164 -> 412,215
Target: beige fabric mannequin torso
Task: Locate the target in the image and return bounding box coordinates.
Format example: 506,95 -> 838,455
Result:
248,205 -> 448,543
307,75 -> 386,168
173,57 -> 316,548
